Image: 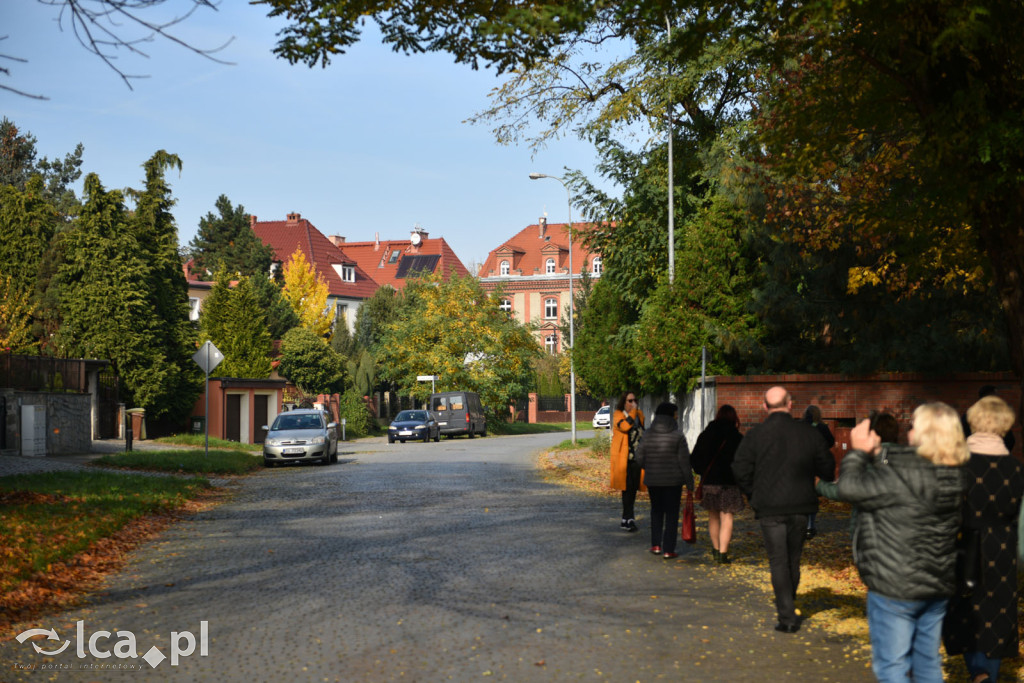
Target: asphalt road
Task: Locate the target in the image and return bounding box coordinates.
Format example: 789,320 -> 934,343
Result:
1,433 -> 873,681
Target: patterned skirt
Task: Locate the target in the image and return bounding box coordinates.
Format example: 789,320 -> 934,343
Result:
700,484 -> 746,515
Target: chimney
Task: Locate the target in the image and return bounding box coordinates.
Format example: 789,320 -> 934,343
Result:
374,232 -> 380,250
250,215 -> 257,227
538,216 -> 547,238
328,235 -> 346,246
287,212 -> 301,223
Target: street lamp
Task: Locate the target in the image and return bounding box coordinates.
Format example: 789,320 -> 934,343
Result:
529,172 -> 577,444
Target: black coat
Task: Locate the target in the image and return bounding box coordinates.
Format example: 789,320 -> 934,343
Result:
636,415 -> 694,489
690,419 -> 742,486
838,445 -> 968,601
731,411 -> 835,518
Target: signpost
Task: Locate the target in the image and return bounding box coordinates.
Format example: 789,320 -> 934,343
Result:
192,341 -> 224,457
416,375 -> 438,394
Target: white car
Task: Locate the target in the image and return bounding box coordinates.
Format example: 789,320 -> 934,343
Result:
592,405 -> 611,429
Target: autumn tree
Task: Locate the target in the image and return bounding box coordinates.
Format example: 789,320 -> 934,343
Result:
282,248 -> 333,339
188,194 -> 273,280
377,274 -> 539,421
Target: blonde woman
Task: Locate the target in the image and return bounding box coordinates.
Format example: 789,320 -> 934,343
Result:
839,402 -> 970,683
943,396 -> 1024,683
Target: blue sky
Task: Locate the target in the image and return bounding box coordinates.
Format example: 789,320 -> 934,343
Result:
2,2 -> 617,269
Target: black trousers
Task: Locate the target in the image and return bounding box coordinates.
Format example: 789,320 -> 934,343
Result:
759,514 -> 808,627
622,459 -> 641,520
647,485 -> 683,552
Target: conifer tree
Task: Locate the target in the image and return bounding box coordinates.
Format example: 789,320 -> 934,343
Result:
188,194 -> 273,279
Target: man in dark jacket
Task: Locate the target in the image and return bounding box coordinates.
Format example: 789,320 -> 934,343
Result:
732,386 -> 835,633
636,402 -> 694,559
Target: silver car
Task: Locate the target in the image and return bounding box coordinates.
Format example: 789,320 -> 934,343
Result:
262,409 -> 338,467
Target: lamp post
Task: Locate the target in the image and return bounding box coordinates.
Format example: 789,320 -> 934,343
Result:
529,172 -> 577,444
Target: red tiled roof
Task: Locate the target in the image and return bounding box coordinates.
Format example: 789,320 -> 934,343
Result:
251,214 -> 377,299
341,235 -> 471,290
479,221 -> 601,279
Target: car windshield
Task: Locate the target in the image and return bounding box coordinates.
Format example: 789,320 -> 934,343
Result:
272,414 -> 323,431
395,410 -> 427,422
598,406 -> 609,414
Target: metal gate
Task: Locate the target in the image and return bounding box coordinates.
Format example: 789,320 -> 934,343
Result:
96,370 -> 119,439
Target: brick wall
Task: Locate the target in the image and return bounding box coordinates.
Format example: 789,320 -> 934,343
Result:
712,372 -> 1021,459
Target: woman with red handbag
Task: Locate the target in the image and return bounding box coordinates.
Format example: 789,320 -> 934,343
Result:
635,402 -> 693,559
690,405 -> 745,564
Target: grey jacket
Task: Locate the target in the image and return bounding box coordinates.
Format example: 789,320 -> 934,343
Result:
635,415 -> 694,489
837,444 -> 968,600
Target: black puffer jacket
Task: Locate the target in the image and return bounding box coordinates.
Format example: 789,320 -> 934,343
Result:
837,445 -> 968,600
635,415 -> 694,489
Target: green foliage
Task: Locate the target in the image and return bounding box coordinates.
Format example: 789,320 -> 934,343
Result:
355,285 -> 398,352
377,273 -> 540,423
0,118 -> 82,218
277,326 -> 346,395
532,353 -> 566,396
198,271 -> 273,378
337,388 -> 374,438
53,155 -> 201,420
572,277 -> 639,398
348,349 -> 376,397
248,272 -> 301,340
188,194 -> 273,279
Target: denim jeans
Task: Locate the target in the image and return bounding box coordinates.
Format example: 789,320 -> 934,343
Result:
963,650 -> 1001,681
866,591 -> 948,683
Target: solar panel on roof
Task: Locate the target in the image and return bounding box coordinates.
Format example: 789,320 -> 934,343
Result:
395,254 -> 440,278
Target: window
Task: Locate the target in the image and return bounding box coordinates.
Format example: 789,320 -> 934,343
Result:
188,297 -> 201,321
544,297 -> 558,319
545,258 -> 556,274
388,250 -> 401,264
342,265 -> 355,282
500,260 -> 510,276
499,298 -> 512,313
545,334 -> 558,355
592,257 -> 602,276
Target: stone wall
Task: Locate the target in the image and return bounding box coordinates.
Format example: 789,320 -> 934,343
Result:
2,391 -> 92,457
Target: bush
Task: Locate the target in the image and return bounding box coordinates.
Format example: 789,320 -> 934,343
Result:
338,388 -> 374,438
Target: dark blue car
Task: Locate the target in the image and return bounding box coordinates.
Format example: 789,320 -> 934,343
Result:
388,410 -> 440,443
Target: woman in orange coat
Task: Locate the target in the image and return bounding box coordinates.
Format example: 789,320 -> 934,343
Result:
611,390 -> 646,531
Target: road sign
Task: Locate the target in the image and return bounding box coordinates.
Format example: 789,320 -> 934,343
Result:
193,341 -> 224,374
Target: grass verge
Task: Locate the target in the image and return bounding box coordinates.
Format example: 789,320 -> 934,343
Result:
153,433 -> 262,452
489,421 -> 573,436
0,470 -> 220,633
92,449 -> 263,475
535,442 -> 1024,682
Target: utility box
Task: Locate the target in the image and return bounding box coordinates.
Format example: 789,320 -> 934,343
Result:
21,405 -> 47,456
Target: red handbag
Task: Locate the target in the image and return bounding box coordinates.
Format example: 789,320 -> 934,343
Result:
681,489 -> 697,544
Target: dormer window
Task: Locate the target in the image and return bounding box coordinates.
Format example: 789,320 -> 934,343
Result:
500,260 -> 510,276
342,265 -> 355,283
545,258 -> 556,274
389,250 -> 401,264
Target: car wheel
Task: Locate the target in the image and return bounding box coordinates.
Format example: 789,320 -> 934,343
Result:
468,427 -> 475,439
388,436 -> 395,443
263,459 -> 274,468
423,431 -> 430,443
433,430 -> 440,443
480,425 -> 487,437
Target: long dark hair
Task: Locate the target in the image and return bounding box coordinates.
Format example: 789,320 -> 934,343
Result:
716,404 -> 739,428
616,391 -> 637,412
